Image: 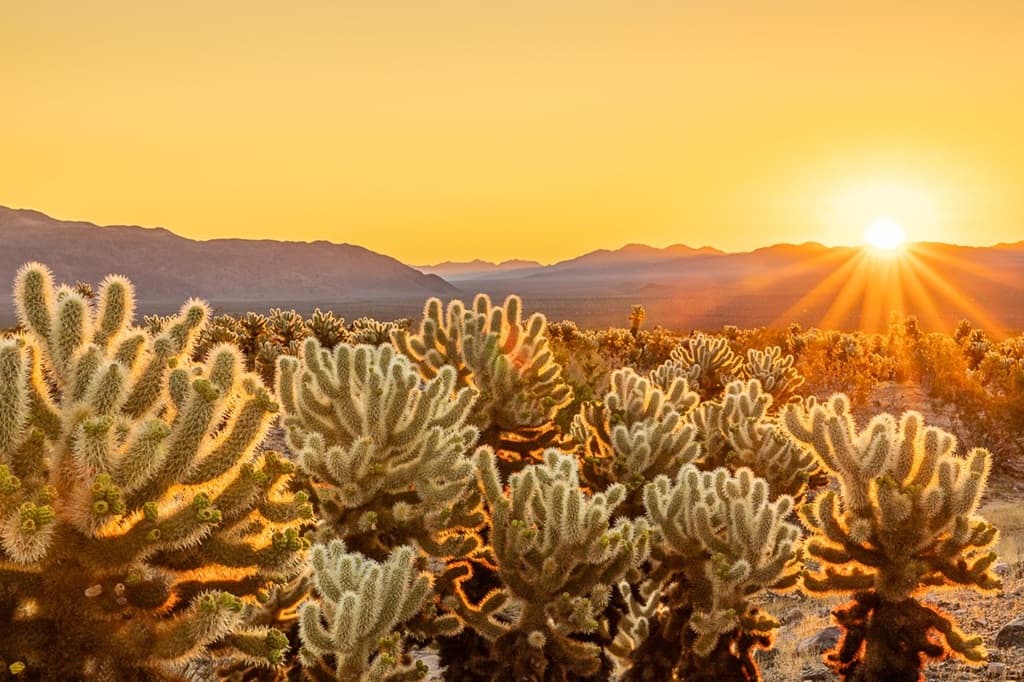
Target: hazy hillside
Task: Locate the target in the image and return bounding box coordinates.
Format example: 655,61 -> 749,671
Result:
4,207 -> 1023,335
461,241 -> 1024,334
416,258 -> 543,279
0,207 -> 456,324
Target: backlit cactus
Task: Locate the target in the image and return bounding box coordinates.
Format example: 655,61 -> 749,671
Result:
305,308 -> 349,348
783,394 -> 1000,681
277,338 -> 482,560
692,379 -> 817,499
350,317 -> 403,346
447,448 -> 650,679
743,345 -> 804,403
298,540 -> 432,682
0,263 -> 311,679
392,294 -> 573,468
625,465 -> 801,681
572,367 -> 699,514
653,332 -> 743,400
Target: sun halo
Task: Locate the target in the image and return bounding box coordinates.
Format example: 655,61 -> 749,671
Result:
863,218 -> 907,252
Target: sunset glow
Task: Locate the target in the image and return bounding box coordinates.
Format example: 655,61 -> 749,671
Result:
864,218 -> 907,251
2,2 -> 1023,263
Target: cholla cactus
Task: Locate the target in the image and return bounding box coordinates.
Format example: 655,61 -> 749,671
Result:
252,308 -> 310,384
392,294 -> 573,468
298,540 -> 432,682
0,263 -> 311,679
692,379 -> 816,499
571,367 -> 699,514
142,313 -> 174,336
627,305 -> 645,339
654,332 -> 742,400
306,308 -> 348,348
743,346 -> 804,403
783,395 -> 1000,681
237,311 -> 271,359
350,317 -> 401,346
625,465 -> 801,681
605,581 -> 660,668
447,448 -> 650,679
277,338 -> 482,560
193,313 -> 245,362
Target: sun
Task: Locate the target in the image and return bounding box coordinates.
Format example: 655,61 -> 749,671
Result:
863,218 -> 907,251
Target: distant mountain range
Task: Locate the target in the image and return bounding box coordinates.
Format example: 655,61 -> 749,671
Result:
416,244 -> 722,281
416,258 -> 542,279
0,207 -> 455,323
2,206 -> 1023,333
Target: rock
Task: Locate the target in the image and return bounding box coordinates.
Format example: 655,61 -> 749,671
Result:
778,607 -> 805,625
800,668 -> 830,682
997,618 -> 1024,649
796,627 -> 841,656
988,661 -> 1006,678
994,562 -> 1010,578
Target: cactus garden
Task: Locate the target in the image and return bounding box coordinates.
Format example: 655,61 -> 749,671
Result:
2,262 -> 1022,681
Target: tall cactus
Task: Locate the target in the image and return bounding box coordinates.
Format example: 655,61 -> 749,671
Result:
0,263 -> 311,679
783,394 -> 1000,681
392,294 -> 573,470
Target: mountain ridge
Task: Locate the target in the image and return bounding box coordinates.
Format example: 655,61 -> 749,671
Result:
0,206 -> 456,313
3,206 -> 1023,333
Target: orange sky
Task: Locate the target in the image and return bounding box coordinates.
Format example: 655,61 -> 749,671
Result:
2,1 -> 1022,264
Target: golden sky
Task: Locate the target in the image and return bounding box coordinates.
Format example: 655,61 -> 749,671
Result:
2,1 -> 1022,264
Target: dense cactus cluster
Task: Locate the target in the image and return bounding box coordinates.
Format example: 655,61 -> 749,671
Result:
0,266 -> 1010,682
